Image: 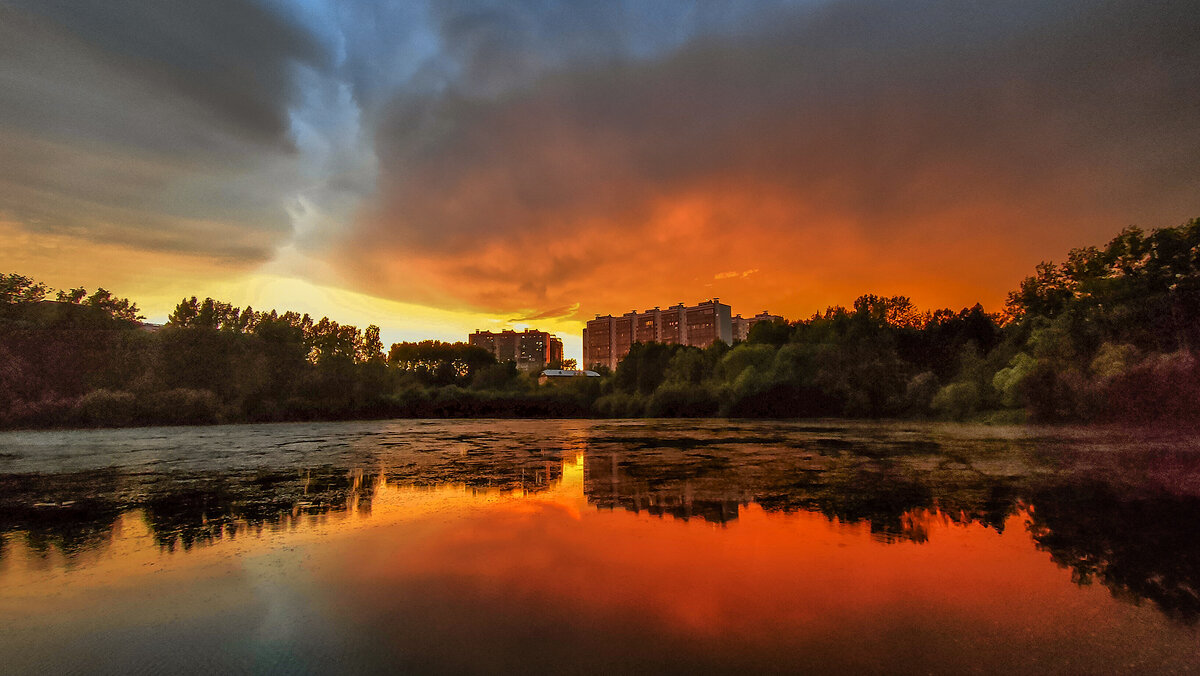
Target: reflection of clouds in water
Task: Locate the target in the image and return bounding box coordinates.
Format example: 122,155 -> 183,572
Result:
2,420 -> 1200,625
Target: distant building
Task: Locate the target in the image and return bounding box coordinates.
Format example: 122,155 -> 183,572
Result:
732,311 -> 785,341
583,299 -> 737,371
538,369 -> 601,385
469,329 -> 564,370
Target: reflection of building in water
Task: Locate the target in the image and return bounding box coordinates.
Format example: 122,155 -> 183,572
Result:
583,452 -> 746,524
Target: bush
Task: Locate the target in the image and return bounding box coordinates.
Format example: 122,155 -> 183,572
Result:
471,362 -> 520,390
0,396 -> 74,429
139,388 -> 221,425
1103,350 -> 1200,424
903,371 -> 939,415
1091,343 -> 1139,380
74,389 -> 138,427
992,352 -> 1036,408
932,381 -> 981,420
644,383 -> 719,417
1021,364 -> 1096,423
593,391 -> 645,417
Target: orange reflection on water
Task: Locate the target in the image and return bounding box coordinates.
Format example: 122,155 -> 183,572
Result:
0,443 -> 1196,674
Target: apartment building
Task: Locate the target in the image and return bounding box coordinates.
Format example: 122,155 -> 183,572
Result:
583,299 -> 735,371
468,329 -> 564,370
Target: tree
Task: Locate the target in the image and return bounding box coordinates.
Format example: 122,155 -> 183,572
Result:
0,273 -> 48,305
83,288 -> 143,322
356,325 -> 385,364
388,340 -> 496,386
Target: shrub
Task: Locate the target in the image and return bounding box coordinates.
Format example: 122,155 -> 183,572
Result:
1104,350 -> 1200,424
931,381 -> 981,420
992,352 -> 1036,408
74,389 -> 138,427
140,388 -> 221,425
593,391 -> 645,417
644,383 -> 719,417
903,371 -> 939,415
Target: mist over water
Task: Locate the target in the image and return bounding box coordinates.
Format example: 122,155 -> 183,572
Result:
1,419 -> 1198,674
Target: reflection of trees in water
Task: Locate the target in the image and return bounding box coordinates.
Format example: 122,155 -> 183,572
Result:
584,445 -> 1007,542
2,429 -> 1199,626
1027,483 -> 1200,625
141,466 -> 378,552
0,443 -> 569,559
582,435 -> 1200,625
0,467 -> 379,557
0,469 -> 125,559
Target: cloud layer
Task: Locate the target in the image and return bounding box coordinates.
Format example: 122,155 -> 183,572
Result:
3,0 -> 1199,322
0,0 -> 330,261
341,0 -> 1200,317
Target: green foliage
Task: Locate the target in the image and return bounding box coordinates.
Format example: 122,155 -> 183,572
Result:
1090,342 -> 1139,380
593,391 -> 646,417
645,382 -> 719,417
1007,219 -> 1200,351
993,353 -> 1036,408
471,362 -> 521,390
81,288 -> 143,322
716,344 -> 775,382
932,381 -> 982,420
746,319 -> 792,345
613,343 -> 689,395
903,371 -> 939,416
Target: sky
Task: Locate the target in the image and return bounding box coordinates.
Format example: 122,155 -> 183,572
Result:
2,0 -> 1198,362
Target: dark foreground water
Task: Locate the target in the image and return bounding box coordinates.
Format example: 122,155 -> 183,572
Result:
1,419 -> 1198,674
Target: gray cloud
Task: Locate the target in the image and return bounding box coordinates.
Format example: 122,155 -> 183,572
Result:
0,0 -> 326,261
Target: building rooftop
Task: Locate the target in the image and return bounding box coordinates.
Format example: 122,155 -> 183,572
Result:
540,369 -> 600,378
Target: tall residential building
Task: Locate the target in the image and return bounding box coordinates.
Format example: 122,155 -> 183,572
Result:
469,329 -> 564,370
732,311 -> 785,341
583,299 -> 737,371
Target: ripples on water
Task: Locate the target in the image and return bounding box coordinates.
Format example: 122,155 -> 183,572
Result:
1,420 -> 1198,674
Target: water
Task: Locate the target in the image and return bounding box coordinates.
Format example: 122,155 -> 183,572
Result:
1,419 -> 1198,674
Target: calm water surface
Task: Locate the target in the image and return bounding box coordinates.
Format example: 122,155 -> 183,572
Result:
1,419 -> 1198,674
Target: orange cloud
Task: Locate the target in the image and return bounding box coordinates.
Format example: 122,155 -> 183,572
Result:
333,1 -> 1200,322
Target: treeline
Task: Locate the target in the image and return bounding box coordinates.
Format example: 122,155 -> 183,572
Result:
1,217 -> 1197,428
598,218 -> 1200,424
0,283 -> 592,428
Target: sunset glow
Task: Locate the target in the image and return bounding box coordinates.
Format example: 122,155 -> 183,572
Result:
3,1 -> 1197,360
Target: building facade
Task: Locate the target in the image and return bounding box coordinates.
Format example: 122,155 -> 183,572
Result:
583,299 -> 737,371
469,329 -> 564,370
732,311 -> 785,341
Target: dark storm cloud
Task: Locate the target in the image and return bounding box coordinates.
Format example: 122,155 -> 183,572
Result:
0,0 -> 326,260
346,0 -> 1200,314
5,0 -> 1198,317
